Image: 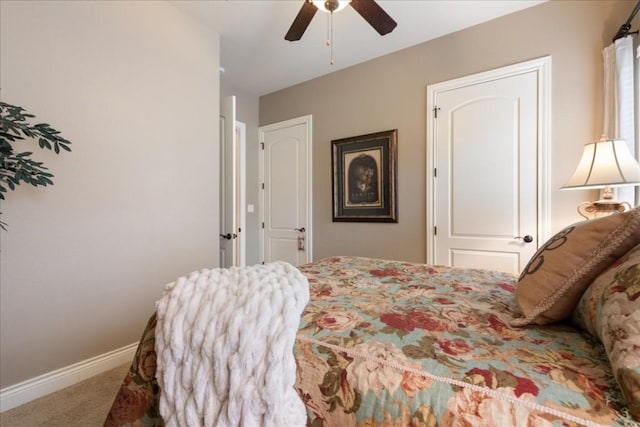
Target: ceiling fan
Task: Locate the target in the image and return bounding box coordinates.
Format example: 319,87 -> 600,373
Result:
285,0 -> 397,42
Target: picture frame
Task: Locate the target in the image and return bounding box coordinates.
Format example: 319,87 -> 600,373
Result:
332,129 -> 398,222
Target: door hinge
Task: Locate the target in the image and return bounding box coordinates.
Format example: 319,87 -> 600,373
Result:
260,142 -> 264,150
261,183 -> 265,189
434,168 -> 437,177
434,226 -> 437,235
262,222 -> 264,229
434,106 -> 440,118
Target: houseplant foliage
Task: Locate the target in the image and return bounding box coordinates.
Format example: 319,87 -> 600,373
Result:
0,101 -> 72,229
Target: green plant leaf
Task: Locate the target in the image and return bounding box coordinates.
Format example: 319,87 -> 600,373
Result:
0,102 -> 73,229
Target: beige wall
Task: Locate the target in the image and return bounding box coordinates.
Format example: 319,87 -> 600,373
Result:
0,1 -> 220,388
260,0 -> 636,263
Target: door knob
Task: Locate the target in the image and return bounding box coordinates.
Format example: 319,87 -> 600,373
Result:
514,235 -> 533,243
295,228 -> 305,251
220,233 -> 237,240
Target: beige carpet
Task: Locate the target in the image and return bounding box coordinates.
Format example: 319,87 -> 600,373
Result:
0,363 -> 129,427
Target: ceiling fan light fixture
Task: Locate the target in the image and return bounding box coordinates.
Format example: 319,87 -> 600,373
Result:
312,0 -> 350,14
285,0 -> 396,44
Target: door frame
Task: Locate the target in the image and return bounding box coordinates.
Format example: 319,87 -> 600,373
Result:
220,96 -> 247,267
425,56 -> 552,265
258,114 -> 313,264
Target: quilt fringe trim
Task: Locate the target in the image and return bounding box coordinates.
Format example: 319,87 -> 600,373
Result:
297,335 -> 610,427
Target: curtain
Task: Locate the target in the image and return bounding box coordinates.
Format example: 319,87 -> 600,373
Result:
602,35 -> 636,205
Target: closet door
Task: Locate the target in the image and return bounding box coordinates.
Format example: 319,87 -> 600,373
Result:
427,58 -> 551,274
259,115 -> 313,266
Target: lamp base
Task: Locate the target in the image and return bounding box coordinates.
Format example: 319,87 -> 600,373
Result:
577,200 -> 631,220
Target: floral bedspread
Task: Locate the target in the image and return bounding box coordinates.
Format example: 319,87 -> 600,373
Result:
105,256 -> 630,427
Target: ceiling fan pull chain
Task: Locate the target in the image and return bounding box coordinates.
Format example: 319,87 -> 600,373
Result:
326,11 -> 330,47
329,11 -> 335,65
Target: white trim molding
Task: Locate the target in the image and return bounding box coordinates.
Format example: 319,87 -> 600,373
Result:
0,342 -> 137,412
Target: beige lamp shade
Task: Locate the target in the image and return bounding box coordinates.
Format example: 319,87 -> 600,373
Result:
562,138 -> 640,190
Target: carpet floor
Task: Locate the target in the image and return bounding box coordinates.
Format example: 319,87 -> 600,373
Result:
0,363 -> 129,427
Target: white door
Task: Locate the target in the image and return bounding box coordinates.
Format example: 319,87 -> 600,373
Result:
219,96 -> 246,267
426,57 -> 551,274
235,121 -> 246,267
259,115 -> 312,266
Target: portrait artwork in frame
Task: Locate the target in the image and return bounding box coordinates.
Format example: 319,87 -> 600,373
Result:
332,129 -> 398,222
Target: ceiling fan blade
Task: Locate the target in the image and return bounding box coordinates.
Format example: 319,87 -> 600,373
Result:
349,0 -> 397,36
285,1 -> 318,41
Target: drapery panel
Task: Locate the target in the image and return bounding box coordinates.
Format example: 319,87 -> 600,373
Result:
603,35 -> 636,205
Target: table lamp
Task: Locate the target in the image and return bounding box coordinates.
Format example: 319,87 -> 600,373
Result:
562,136 -> 640,219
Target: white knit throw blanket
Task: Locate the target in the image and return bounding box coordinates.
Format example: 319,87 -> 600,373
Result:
154,261 -> 309,427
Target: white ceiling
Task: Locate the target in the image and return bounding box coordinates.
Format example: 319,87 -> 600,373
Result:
170,0 -> 546,96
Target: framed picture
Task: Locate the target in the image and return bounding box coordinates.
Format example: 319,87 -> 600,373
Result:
332,129 -> 398,222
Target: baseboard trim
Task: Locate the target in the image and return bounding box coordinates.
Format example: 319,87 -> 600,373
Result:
0,342 -> 137,412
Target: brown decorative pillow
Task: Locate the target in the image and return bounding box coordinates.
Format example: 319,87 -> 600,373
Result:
511,206 -> 640,326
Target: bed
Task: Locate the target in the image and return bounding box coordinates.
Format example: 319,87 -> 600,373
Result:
104,208 -> 640,427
